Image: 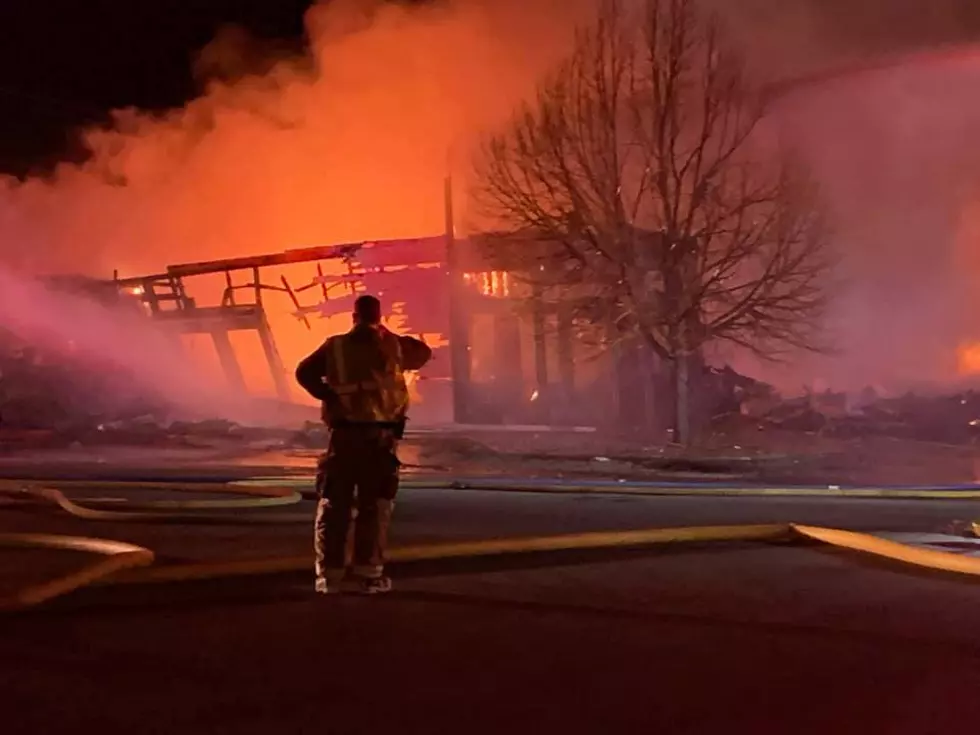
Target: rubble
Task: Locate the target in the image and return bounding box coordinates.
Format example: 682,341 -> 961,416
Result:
0,345 -> 161,446
289,421 -> 330,448
0,334 -> 262,449
710,367 -> 980,445
3,322 -> 980,453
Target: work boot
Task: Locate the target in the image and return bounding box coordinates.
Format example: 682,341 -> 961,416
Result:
314,571 -> 345,595
352,575 -> 393,595
315,577 -> 342,595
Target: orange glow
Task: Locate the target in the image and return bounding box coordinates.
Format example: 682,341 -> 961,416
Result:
165,258 -> 450,404
0,1 -> 592,399
403,369 -> 422,405
463,270 -> 511,297
0,1 -> 587,276
958,342 -> 980,375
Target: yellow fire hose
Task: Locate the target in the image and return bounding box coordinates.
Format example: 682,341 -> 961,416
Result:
0,478 -> 308,611
4,477 -> 980,612
241,476 -> 980,500
0,532 -> 154,611
105,524 -> 794,585
0,481 -> 307,524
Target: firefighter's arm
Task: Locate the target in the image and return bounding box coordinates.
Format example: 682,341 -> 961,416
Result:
398,335 -> 432,371
294,340 -> 333,401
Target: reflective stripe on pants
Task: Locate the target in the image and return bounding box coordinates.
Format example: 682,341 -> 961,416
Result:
313,428 -> 400,579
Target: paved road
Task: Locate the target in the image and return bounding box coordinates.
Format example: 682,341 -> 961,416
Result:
5,486 -> 980,559
6,543 -> 980,734
5,490 -> 980,733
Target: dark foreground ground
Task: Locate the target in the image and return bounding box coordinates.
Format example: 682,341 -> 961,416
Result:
3,422 -> 980,486
5,487 -> 980,733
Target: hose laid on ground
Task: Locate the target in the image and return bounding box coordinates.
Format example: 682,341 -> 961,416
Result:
40,481 -> 301,510
106,523 -> 794,585
0,481 -> 308,524
0,478 -> 308,608
237,475 -> 980,500
792,524 -> 980,577
0,532 -> 154,611
5,474 -> 980,612
11,471 -> 980,500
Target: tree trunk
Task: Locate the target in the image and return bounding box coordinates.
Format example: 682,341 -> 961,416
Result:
673,352 -> 691,445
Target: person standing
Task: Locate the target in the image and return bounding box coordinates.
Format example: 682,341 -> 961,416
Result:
295,294 -> 432,594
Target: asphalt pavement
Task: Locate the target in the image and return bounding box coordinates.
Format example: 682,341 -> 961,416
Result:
5,489 -> 980,733
4,487 -> 980,563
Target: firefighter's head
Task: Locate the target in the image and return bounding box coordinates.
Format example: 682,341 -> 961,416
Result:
353,294 -> 382,326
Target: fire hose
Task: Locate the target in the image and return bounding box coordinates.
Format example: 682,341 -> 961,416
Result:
0,532 -> 154,611
0,481 -> 306,523
252,476 -> 980,500
0,478 -> 310,611
6,476 -> 980,612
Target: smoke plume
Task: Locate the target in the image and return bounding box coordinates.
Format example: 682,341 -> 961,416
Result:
707,0 -> 980,392
2,0 -> 980,402
0,0 -> 593,276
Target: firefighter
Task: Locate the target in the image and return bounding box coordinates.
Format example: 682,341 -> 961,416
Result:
295,294 -> 432,594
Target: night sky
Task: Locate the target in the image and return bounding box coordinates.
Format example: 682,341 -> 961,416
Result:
4,0 -> 980,178
0,0 -> 315,176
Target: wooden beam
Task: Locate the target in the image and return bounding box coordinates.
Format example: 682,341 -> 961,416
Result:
210,329 -> 246,392
256,311 -> 291,401
224,271 -> 235,307
163,242 -> 371,278
151,306 -> 265,333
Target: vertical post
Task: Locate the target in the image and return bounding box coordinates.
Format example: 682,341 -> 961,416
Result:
142,280 -> 160,313
224,271 -> 235,307
252,267 -> 262,307
257,312 -> 291,401
170,275 -> 188,310
444,175 -> 471,424
210,329 -> 247,392
494,307 -> 523,420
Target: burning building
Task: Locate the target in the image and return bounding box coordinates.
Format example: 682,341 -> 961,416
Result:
108,212 -> 669,432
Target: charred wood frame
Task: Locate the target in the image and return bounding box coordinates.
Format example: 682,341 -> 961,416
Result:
111,243 -> 380,402
103,178 -> 606,427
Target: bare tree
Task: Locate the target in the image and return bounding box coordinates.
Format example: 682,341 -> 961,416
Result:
471,0 -> 833,443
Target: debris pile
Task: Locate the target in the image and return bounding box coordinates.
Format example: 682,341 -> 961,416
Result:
708,366 -> 980,445
0,343 -> 167,445
6,324 -> 980,451
0,335 -> 335,451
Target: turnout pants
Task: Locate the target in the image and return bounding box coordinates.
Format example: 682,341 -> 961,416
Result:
314,427 -> 401,581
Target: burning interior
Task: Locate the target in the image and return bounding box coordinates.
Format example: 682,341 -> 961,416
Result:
102,225 -> 664,431
7,221 -> 980,448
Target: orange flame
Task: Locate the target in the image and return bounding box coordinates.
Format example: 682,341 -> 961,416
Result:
463,270 -> 511,297
957,342 -> 980,374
